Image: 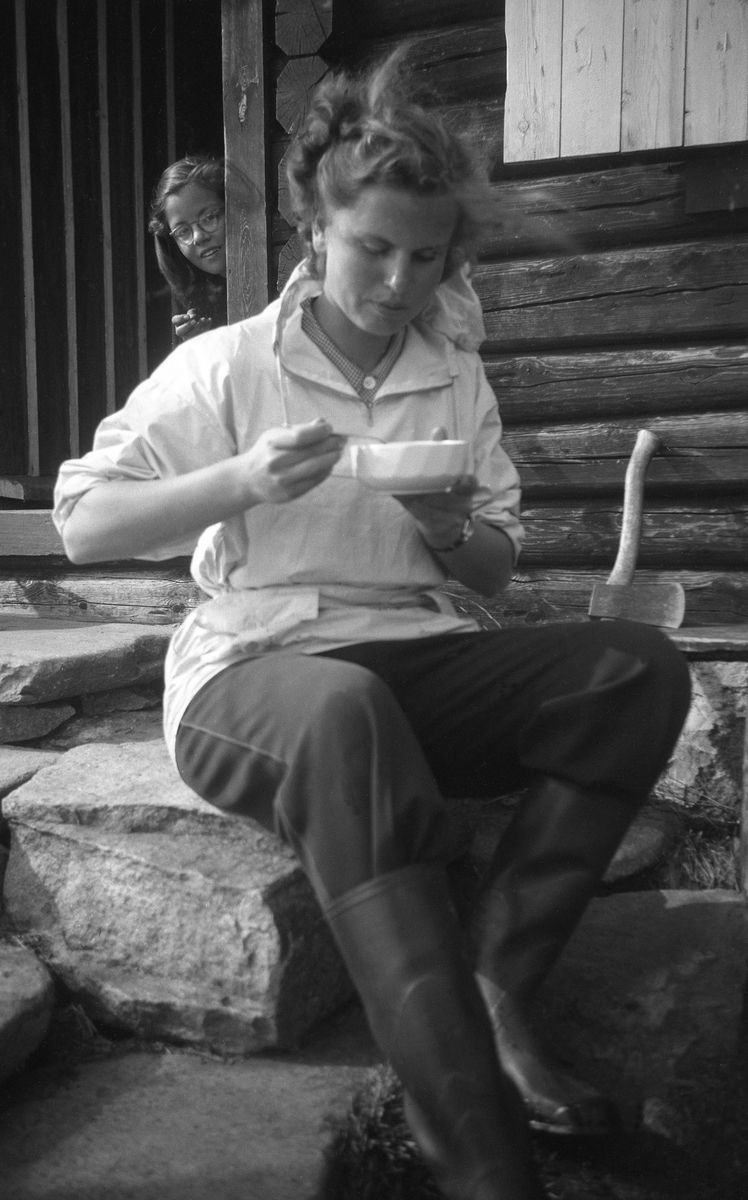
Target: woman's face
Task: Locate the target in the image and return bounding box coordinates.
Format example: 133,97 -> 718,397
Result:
312,185 -> 458,344
163,182 -> 226,277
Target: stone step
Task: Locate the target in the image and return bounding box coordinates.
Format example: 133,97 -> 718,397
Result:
2,741 -> 353,1054
0,620 -> 172,707
0,939 -> 55,1085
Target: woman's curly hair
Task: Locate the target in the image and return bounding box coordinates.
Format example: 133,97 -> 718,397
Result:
285,48 -> 493,277
148,155 -> 227,320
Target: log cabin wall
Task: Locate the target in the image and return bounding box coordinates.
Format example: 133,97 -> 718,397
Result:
271,0 -> 748,630
0,0 -> 224,506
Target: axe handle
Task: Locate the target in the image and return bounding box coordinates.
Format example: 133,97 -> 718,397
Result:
607,429 -> 660,587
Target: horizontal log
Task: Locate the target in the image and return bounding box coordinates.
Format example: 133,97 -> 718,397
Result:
0,563 -> 203,625
481,163 -> 748,260
519,500 -> 748,568
476,237 -> 748,351
442,570 -> 748,630
0,511 -> 64,556
349,0 -> 499,37
0,476 -> 55,505
361,21 -> 505,104
485,344 -> 748,423
503,412 -> 748,498
505,412 -> 748,457
517,451 -> 748,500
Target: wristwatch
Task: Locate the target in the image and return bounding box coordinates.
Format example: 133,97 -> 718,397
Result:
431,515 -> 475,553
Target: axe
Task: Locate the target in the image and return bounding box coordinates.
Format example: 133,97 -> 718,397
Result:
588,429 -> 686,628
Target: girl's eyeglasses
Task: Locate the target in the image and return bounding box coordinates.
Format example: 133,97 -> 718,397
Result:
169,207 -> 224,246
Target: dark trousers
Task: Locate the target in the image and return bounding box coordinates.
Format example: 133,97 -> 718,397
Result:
175,621 -> 690,908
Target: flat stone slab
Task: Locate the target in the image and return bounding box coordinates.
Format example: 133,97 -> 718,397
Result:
536,889 -> 748,1131
3,742 -> 352,1053
0,702 -> 76,745
0,623 -> 173,706
0,747 -> 61,798
34,708 -> 164,750
0,940 -> 55,1085
0,1049 -> 369,1200
80,685 -> 162,716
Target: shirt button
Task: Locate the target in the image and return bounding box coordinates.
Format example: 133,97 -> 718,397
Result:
363,375 -> 376,391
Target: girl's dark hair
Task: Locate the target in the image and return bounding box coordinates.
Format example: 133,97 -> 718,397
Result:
285,48 -> 494,277
148,155 -> 226,315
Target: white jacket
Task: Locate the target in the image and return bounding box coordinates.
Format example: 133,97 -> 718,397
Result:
54,266 -> 524,758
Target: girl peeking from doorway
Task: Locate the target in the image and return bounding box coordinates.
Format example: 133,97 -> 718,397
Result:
149,154 -> 227,340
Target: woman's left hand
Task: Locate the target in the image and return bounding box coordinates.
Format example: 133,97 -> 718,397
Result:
394,475 -> 478,550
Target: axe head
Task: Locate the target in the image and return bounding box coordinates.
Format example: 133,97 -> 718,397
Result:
588,581 -> 686,628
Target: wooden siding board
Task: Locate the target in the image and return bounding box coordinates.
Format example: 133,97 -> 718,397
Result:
107,0 -> 141,412
504,0 -> 562,162
686,0 -> 748,147
27,0 -> 70,476
15,0 -> 38,476
560,0 -> 624,157
221,0 -> 269,320
57,0 -> 79,459
68,0 -> 106,454
131,0 -> 148,383
96,0 -> 116,416
0,1 -> 26,476
621,0 -> 685,151
140,0 -> 172,375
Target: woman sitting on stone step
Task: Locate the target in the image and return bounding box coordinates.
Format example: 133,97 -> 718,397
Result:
54,48 -> 690,1200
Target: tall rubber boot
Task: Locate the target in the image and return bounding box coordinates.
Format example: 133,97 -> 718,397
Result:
325,863 -> 546,1200
474,777 -> 640,1137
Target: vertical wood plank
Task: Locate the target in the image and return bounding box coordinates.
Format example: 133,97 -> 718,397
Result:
221,0 -> 269,320
15,0 -> 39,476
97,0 -> 116,414
742,707 -> 748,894
560,0 -> 625,158
621,0 -> 685,151
57,0 -> 79,457
165,0 -> 176,165
504,0 -> 562,162
685,0 -> 748,147
131,0 -> 148,381
0,2 -> 26,475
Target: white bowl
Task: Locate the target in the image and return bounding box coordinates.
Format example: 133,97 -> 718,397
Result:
351,440 -> 470,493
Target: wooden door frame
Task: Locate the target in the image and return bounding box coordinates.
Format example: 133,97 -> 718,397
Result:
221,0 -> 270,320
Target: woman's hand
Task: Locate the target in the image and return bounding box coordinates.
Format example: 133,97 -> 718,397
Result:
394,476 -> 478,550
173,310 -> 212,339
238,419 -> 346,505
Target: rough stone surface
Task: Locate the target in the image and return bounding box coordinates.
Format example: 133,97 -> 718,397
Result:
35,708 -> 164,750
0,746 -> 62,798
80,685 -> 162,716
535,890 -> 748,1129
0,622 -> 173,706
0,703 -> 76,745
0,940 -> 55,1085
660,661 -> 748,816
0,1044 -> 372,1200
2,742 -> 352,1053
